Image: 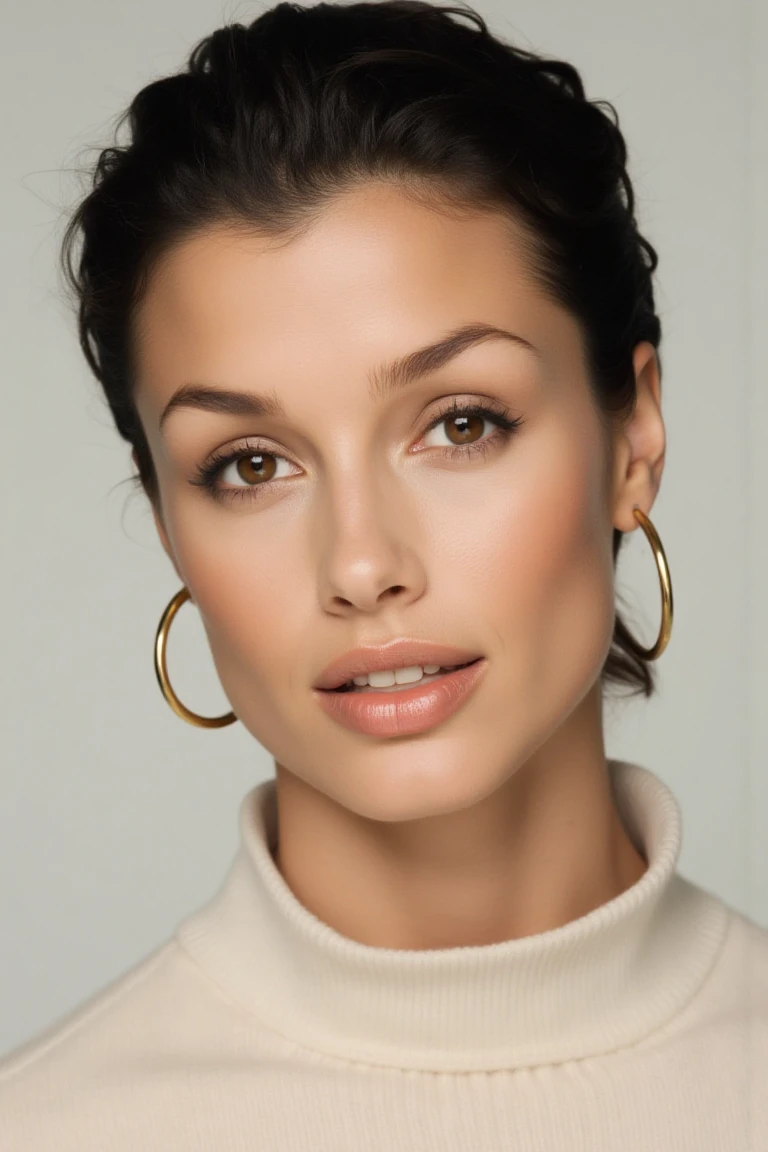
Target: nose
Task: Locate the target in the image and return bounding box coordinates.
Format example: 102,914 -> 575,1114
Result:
315,479 -> 427,615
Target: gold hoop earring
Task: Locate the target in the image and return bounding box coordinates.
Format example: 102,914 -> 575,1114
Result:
154,511 -> 671,726
154,586 -> 237,728
630,506 -> 673,660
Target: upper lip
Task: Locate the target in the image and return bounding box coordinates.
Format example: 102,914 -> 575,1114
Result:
313,639 -> 484,690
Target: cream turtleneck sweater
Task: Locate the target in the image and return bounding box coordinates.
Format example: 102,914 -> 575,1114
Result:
1,759 -> 767,1150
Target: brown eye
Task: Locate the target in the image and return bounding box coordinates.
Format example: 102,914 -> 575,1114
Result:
421,400 -> 522,458
231,452 -> 277,485
443,411 -> 486,446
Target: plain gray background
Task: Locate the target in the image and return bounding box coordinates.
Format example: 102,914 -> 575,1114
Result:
2,0 -> 767,1057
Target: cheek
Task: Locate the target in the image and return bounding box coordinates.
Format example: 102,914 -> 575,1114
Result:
162,407 -> 614,729
466,420 -> 614,693
166,503 -> 308,703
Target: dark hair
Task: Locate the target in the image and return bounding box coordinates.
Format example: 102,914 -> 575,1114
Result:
59,0 -> 663,700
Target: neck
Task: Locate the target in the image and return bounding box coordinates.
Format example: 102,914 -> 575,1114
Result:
178,755 -> 730,1069
272,686 -> 647,951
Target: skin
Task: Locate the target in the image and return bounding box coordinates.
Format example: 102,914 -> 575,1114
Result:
132,180 -> 664,951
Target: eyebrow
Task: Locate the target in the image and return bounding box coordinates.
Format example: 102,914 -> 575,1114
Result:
158,322 -> 539,432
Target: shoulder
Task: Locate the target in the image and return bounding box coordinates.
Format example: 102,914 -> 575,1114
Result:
0,936 -> 231,1149
725,902 -> 768,995
0,940 -> 192,1082
670,882 -> 768,1031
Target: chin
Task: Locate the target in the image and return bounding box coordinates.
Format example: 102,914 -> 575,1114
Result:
325,752 -> 504,825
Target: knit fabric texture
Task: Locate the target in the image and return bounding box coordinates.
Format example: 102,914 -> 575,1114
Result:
2,759 -> 767,1150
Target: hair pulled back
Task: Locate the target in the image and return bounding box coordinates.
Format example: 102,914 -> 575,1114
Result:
60,0 -> 663,699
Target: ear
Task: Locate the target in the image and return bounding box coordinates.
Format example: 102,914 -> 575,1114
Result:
610,342 -> 666,533
132,449 -> 187,591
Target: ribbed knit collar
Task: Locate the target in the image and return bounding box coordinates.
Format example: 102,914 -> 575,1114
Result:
176,759 -> 730,1072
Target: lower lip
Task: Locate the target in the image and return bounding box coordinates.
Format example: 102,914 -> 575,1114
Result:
313,659 -> 488,737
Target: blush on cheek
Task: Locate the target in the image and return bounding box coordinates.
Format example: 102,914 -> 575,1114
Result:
188,553 -> 311,733
527,467 -> 615,700
485,423 -> 615,711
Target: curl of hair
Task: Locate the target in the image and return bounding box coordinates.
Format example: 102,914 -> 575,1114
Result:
60,0 -> 663,700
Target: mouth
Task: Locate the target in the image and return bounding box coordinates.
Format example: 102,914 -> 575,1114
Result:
324,657 -> 482,694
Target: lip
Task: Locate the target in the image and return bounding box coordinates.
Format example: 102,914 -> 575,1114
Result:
313,639 -> 485,691
313,657 -> 488,737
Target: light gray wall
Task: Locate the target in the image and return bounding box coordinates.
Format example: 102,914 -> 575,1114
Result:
2,0 -> 766,1056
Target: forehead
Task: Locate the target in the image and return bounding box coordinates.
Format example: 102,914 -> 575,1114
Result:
132,182 -> 577,410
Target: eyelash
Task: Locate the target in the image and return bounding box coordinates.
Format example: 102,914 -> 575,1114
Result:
190,398 -> 525,505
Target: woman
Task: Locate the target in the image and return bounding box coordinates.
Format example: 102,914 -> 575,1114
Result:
2,2 -> 766,1148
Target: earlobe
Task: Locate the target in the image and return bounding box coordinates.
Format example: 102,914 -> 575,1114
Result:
633,344 -> 665,483
611,342 -> 666,532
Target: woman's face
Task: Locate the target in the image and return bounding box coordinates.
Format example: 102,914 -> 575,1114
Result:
132,181 -> 658,823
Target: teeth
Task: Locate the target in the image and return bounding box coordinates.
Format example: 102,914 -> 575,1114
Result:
348,663 -> 456,689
